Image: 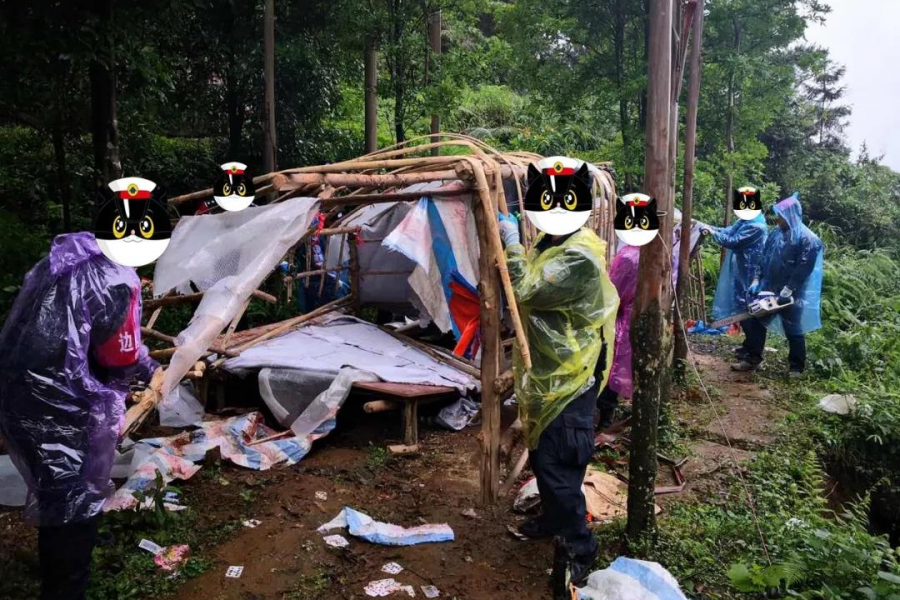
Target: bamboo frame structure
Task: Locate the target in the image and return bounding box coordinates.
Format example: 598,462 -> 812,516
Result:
144,133 -> 619,504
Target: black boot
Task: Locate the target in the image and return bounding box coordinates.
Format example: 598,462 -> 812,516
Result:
518,515 -> 553,539
551,537 -> 575,600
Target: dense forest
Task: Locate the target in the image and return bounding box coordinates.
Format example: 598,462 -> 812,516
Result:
1,0 -> 899,597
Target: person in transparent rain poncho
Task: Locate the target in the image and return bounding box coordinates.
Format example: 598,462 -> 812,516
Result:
0,233 -> 159,600
497,157 -> 619,596
732,193 -> 824,376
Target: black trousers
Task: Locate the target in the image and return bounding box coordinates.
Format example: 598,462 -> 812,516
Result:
530,387 -> 598,559
742,317 -> 807,372
38,516 -> 100,600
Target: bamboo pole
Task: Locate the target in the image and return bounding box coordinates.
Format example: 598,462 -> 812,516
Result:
141,326 -> 239,358
168,178 -> 276,207
272,170 -> 459,191
145,289 -> 275,310
230,296 -> 351,355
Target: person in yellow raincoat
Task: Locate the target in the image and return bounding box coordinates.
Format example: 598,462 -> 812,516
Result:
498,157 -> 619,594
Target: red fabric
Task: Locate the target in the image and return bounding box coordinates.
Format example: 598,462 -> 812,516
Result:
449,280 -> 480,358
94,290 -> 142,368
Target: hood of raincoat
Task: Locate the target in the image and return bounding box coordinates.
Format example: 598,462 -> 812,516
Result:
49,232 -> 105,276
505,229 -> 619,449
773,192 -> 803,244
759,194 -> 824,335
0,232 -> 156,526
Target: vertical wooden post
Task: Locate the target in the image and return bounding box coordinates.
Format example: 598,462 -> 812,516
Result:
348,232 -> 361,315
263,0 -> 277,173
627,0 -> 673,543
674,0 -> 705,374
364,41 -> 378,154
428,8 -> 442,156
474,193 -> 501,505
89,0 -> 121,189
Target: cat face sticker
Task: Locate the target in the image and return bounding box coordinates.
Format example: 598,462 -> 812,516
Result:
523,156 -> 593,236
213,162 -> 255,212
733,186 -> 762,220
94,177 -> 172,267
615,193 -> 660,247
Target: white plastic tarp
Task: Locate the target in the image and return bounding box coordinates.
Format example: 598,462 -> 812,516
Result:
224,315 -> 477,391
152,198 -> 320,397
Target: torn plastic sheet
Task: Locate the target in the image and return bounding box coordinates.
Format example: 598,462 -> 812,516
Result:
435,397 -> 479,431
158,382 -> 204,428
319,507 -> 454,546
104,412 -> 311,512
224,316 -> 478,393
576,557 -> 687,600
153,197 -> 320,398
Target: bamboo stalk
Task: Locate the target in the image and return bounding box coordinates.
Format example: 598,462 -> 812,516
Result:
222,299 -> 251,348
168,177 -> 276,206
145,289 -> 275,310
141,326 -> 239,358
273,170 -> 458,191
230,296 -> 351,354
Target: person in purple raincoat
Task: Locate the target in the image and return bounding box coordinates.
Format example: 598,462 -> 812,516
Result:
597,244 -> 640,428
0,233 -> 158,600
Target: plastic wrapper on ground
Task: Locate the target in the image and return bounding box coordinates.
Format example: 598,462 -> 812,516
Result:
576,557 -> 687,600
319,507 -> 454,546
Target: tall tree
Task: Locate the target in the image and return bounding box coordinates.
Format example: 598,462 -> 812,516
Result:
88,0 -> 121,189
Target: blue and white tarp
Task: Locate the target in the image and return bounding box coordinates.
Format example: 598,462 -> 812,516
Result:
318,506 -> 455,546
577,557 -> 687,600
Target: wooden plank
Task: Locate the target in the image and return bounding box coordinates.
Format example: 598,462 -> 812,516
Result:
474,188 -> 501,505
353,380 -> 456,397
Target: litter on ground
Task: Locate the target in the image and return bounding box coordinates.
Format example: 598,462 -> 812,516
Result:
323,535 -> 349,548
381,562 -> 404,575
421,585 -> 441,598
153,544 -> 190,572
576,557 -> 687,600
138,539 -> 163,555
318,507 -> 454,546
242,519 -> 262,528
225,566 -> 244,578
364,578 -> 416,597
315,491 -> 328,501
818,393 -> 858,415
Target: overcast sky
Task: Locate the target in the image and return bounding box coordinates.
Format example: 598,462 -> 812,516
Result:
805,0 -> 900,171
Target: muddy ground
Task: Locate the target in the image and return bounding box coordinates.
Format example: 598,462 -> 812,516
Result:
1,341 -> 785,599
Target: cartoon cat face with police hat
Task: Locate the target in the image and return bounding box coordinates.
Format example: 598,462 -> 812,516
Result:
213,162 -> 255,212
615,193 -> 661,247
733,186 -> 762,220
94,177 -> 172,267
523,156 -> 594,236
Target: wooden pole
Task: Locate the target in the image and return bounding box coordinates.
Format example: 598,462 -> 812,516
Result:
627,0 -> 673,543
428,9 -> 441,157
263,0 -> 277,173
364,40 -> 378,153
474,195 -> 501,505
674,0 -> 705,374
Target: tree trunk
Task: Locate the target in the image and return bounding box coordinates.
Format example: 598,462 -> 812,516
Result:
674,0 -> 705,376
51,123 -> 72,232
364,41 -> 378,153
225,65 -> 243,157
428,8 -> 441,156
627,0 -> 673,545
724,14 -> 741,229
89,0 -> 120,189
391,0 -> 405,144
263,0 -> 277,172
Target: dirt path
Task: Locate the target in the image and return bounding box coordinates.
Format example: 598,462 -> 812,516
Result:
671,347 -> 785,502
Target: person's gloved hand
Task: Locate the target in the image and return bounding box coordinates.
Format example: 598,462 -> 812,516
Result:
498,212 -> 520,247
777,286 -> 793,305
748,278 -> 761,295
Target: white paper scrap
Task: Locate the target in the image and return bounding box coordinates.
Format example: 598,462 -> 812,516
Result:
421,585 -> 440,598
138,539 -> 163,555
225,566 -> 244,578
315,491 -> 328,501
381,562 -> 404,575
323,534 -> 349,548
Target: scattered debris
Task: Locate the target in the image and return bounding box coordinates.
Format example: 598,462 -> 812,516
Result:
242,519 -> 262,528
576,557 -> 687,600
0,454 -> 27,507
503,396 -> 518,407
512,477 -> 540,513
388,444 -> 420,456
318,507 -> 454,546
434,397 -> 479,431
460,508 -> 479,519
364,578 -> 415,597
315,491 -> 328,501
381,562 -> 404,575
138,539 -> 163,555
225,566 -> 244,579
323,535 -> 350,548
153,544 -> 190,572
818,393 -> 858,415
506,525 -> 529,541
421,585 -> 441,598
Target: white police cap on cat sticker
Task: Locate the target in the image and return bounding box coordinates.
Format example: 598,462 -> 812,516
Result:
213,162 -> 255,212
523,156 -> 594,236
733,186 -> 762,220
615,193 -> 661,247
93,177 -> 173,267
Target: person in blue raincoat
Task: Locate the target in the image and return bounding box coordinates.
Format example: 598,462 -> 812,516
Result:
0,233 -> 159,600
700,186 -> 768,360
732,193 -> 823,375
